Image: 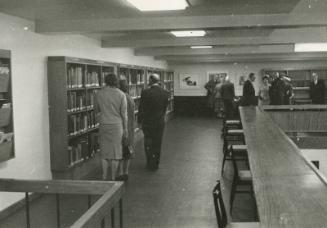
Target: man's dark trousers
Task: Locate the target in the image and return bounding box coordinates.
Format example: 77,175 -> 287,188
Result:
142,121 -> 165,170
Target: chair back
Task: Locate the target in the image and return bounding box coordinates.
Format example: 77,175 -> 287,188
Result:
213,180 -> 228,228
231,147 -> 239,179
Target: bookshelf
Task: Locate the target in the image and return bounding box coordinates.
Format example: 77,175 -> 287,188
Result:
262,68 -> 327,104
0,49 -> 14,162
48,56 -> 174,179
118,64 -> 146,131
47,56 -> 116,179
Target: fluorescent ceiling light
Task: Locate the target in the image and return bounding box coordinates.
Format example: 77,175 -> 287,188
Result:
127,0 -> 188,11
294,43 -> 327,52
191,46 -> 213,49
171,30 -> 206,37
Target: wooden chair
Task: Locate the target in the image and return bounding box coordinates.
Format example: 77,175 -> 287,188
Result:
221,129 -> 246,174
221,119 -> 242,139
230,148 -> 254,214
213,180 -> 260,228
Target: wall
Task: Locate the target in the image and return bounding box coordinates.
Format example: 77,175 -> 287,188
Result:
170,61 -> 327,96
301,149 -> 327,177
0,12 -> 167,211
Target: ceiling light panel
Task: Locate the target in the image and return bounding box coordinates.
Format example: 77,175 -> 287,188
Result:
294,43 -> 327,52
190,46 -> 213,49
127,0 -> 188,11
171,30 -> 206,37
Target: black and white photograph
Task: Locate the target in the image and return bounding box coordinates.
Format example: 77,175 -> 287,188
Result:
1,0 -> 327,228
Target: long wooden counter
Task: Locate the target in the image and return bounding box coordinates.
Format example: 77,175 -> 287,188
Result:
239,106 -> 327,228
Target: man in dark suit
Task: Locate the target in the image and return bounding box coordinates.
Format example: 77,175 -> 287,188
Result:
310,72 -> 326,104
138,74 -> 169,170
241,73 -> 257,106
220,76 -> 235,119
269,72 -> 286,105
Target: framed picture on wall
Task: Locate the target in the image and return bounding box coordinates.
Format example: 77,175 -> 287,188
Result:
179,73 -> 200,89
207,72 -> 228,83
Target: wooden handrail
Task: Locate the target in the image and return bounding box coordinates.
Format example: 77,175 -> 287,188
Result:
71,183 -> 123,228
261,104 -> 327,110
0,179 -> 118,195
0,178 -> 124,228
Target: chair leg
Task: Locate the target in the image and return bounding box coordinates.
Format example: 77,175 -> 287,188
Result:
221,152 -> 227,175
229,179 -> 237,214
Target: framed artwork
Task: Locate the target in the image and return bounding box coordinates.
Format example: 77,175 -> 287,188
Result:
179,73 -> 200,89
207,72 -> 227,82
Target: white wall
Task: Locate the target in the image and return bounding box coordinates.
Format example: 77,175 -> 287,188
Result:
0,13 -> 167,211
301,149 -> 327,177
170,61 -> 327,96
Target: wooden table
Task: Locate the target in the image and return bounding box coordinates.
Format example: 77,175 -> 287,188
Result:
239,106 -> 327,228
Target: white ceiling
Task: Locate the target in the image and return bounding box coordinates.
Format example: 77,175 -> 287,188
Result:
0,0 -> 327,63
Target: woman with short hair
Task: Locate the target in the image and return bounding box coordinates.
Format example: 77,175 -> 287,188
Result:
95,73 -> 128,181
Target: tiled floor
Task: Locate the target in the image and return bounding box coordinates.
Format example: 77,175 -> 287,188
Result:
0,117 -> 257,228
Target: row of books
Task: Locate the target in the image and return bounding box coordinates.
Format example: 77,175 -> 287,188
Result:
68,133 -> 100,166
67,66 -> 106,88
67,67 -> 83,88
120,73 -> 145,85
67,91 -> 97,112
163,83 -> 174,91
68,111 -> 98,135
85,71 -> 100,87
129,85 -> 143,98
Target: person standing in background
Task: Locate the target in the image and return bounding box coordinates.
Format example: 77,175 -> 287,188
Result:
221,76 -> 235,119
258,75 -> 270,106
269,73 -> 286,105
241,72 -> 257,106
204,76 -> 218,116
213,77 -> 224,118
310,72 -> 326,104
138,74 -> 169,170
95,73 -> 128,181
118,79 -> 135,181
283,76 -> 294,105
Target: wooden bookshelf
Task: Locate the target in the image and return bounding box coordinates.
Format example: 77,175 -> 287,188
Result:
118,64 -> 146,131
48,57 -> 174,179
262,68 -> 327,104
47,56 -> 116,179
0,49 -> 14,162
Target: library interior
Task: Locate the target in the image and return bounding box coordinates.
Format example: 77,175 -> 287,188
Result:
1,0 -> 327,227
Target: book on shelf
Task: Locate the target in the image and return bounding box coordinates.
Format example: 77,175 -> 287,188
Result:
0,66 -> 10,92
85,71 -> 100,87
89,132 -> 100,156
68,113 -> 94,135
68,138 -> 89,166
129,85 -> 137,98
137,73 -> 144,84
86,90 -> 96,108
67,66 -> 83,88
67,92 -> 86,112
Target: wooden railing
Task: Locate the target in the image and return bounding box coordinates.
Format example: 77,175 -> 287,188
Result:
261,105 -> 327,132
0,179 -> 124,228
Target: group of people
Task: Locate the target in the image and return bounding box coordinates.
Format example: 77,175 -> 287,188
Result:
95,73 -> 169,181
205,75 -> 236,119
205,71 -> 326,120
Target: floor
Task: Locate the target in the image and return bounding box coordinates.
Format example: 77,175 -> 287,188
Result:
0,116 -> 256,228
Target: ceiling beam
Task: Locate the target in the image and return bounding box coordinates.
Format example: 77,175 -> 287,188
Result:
36,13 -> 327,33
156,52 -> 327,63
135,45 -> 295,56
103,27 -> 327,47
